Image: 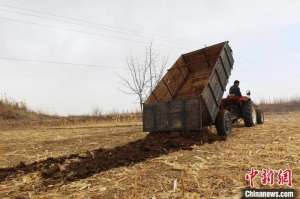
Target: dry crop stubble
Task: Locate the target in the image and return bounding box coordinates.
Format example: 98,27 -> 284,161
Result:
0,112 -> 299,198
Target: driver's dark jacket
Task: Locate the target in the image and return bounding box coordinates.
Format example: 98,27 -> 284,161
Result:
229,85 -> 242,96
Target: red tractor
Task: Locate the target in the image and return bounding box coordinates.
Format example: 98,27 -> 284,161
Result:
215,92 -> 264,136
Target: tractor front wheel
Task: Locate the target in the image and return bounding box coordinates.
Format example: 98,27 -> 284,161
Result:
215,110 -> 232,137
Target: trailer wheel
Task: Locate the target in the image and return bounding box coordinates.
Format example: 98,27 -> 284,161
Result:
256,109 -> 264,124
242,101 -> 257,127
215,110 -> 232,137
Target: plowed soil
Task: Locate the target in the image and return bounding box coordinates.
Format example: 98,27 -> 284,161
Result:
0,113 -> 299,198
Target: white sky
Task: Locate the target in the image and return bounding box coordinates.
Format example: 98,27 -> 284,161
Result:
0,0 -> 299,115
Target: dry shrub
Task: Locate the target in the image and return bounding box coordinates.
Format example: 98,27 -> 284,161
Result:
0,96 -> 36,120
0,95 -> 141,129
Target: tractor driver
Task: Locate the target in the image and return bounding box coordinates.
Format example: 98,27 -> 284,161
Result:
229,80 -> 242,97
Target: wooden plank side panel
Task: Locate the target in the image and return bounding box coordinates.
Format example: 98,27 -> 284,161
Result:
187,56 -> 210,72
145,56 -> 190,105
184,53 -> 222,73
152,81 -> 172,102
185,98 -> 200,130
215,59 -> 229,89
205,45 -> 225,58
146,95 -> 157,105
199,97 -> 212,126
155,103 -> 169,131
173,43 -> 226,100
176,56 -> 187,66
204,46 -> 224,68
169,100 -> 183,113
143,96 -> 214,132
210,71 -> 225,107
163,66 -> 188,96
177,63 -> 189,77
143,104 -> 155,132
169,113 -> 183,130
220,50 -> 232,77
224,44 -> 234,68
201,86 -> 217,122
169,100 -> 184,130
174,70 -> 210,100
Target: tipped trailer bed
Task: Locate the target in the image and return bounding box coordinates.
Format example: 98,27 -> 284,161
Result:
143,41 -> 234,133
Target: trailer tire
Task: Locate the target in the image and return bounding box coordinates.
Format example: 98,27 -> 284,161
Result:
256,109 -> 264,124
215,110 -> 232,137
242,101 -> 257,127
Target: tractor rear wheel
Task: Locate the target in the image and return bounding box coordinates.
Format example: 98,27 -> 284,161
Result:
215,110 -> 232,137
242,101 -> 257,127
256,109 -> 264,124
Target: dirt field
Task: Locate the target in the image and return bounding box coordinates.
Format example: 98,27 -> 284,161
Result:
0,112 -> 299,198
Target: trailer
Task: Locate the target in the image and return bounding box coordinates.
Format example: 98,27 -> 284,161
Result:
143,41 -> 234,135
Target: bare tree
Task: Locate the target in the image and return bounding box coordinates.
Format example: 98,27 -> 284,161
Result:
119,56 -> 149,111
119,43 -> 168,112
146,42 -> 168,93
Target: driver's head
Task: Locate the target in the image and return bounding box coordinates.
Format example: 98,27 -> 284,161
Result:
234,80 -> 240,86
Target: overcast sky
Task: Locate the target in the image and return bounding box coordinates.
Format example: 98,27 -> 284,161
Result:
0,0 -> 299,115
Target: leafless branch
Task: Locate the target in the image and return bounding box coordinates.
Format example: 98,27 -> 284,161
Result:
119,43 -> 168,111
